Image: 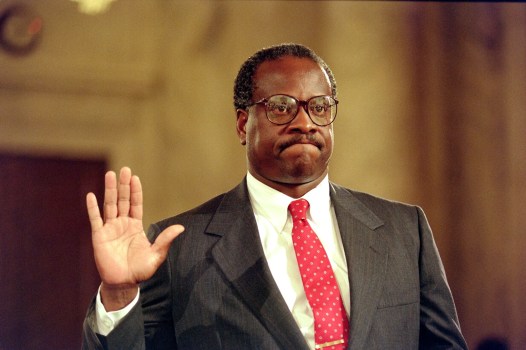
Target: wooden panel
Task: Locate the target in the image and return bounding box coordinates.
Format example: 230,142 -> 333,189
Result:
0,153 -> 105,350
409,4 -> 526,349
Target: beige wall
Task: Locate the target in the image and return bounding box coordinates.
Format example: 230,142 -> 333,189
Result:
1,1 -> 524,348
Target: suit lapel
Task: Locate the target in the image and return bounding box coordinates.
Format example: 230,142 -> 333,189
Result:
202,180 -> 389,349
207,180 -> 309,350
330,184 -> 389,350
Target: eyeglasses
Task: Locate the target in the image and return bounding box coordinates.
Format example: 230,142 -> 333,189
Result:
249,94 -> 338,126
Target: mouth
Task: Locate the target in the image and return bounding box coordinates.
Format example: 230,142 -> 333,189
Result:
279,135 -> 323,153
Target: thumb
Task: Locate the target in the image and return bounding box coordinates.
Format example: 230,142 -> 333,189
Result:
151,224 -> 185,258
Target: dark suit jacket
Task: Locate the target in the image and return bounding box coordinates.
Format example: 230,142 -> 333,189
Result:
82,179 -> 467,349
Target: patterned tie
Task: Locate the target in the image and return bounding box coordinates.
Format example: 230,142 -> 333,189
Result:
288,199 -> 349,350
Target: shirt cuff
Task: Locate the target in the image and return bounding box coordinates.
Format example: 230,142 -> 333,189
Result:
95,284 -> 140,336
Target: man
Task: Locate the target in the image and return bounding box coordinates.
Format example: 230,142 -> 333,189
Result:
82,43 -> 467,349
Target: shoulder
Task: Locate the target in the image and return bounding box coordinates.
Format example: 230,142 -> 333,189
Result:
329,182 -> 424,223
153,192 -> 226,231
330,183 -> 432,254
330,182 -> 417,208
151,180 -> 249,232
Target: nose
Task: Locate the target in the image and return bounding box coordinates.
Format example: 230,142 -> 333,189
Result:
288,105 -> 316,133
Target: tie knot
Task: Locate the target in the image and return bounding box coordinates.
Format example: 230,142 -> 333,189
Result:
288,198 -> 310,220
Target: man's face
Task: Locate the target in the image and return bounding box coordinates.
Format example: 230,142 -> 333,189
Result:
236,56 -> 334,189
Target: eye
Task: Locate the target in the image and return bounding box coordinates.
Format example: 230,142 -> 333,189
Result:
277,104 -> 288,113
268,102 -> 290,115
267,95 -> 296,116
310,103 -> 328,116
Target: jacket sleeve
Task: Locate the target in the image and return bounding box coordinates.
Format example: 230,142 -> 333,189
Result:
416,206 -> 468,349
81,298 -> 146,350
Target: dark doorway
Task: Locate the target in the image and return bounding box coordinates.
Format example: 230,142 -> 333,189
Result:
0,153 -> 106,350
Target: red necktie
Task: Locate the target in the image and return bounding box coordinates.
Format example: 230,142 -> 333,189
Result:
288,199 -> 349,350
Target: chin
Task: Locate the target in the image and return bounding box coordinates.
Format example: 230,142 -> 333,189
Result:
282,165 -> 322,184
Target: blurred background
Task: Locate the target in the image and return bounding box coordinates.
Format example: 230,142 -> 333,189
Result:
0,1 -> 524,349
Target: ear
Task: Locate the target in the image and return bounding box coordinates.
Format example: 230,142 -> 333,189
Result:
236,109 -> 248,145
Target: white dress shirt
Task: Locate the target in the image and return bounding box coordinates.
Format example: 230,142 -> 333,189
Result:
246,172 -> 350,349
96,173 -> 350,349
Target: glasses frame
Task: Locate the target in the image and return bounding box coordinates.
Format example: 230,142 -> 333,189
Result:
250,94 -> 338,126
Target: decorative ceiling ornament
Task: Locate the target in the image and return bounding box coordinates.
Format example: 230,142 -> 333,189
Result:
0,4 -> 43,55
70,0 -> 117,15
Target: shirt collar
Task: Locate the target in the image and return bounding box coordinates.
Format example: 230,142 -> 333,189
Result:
246,172 -> 331,233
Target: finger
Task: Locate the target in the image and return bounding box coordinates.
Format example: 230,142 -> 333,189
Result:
118,167 -> 132,217
151,225 -> 185,259
103,171 -> 118,221
129,175 -> 143,220
86,192 -> 103,232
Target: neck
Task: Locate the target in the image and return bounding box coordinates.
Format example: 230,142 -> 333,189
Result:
249,169 -> 328,198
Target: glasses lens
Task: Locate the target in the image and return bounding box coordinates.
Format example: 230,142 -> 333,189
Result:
266,95 -> 297,124
308,96 -> 336,125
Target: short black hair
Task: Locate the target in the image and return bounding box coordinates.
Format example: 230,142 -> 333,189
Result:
233,43 -> 337,111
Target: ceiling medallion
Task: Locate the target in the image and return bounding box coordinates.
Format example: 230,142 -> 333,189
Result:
0,5 -> 43,55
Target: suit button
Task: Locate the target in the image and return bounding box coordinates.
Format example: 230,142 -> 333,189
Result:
102,317 -> 113,328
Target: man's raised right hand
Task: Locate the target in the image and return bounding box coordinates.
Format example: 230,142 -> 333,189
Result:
86,167 -> 184,311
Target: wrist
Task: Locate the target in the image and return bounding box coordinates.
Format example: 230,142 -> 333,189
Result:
100,282 -> 139,312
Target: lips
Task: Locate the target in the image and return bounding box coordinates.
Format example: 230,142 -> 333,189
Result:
279,135 -> 323,153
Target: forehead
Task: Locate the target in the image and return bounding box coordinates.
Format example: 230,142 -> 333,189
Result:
253,56 -> 331,100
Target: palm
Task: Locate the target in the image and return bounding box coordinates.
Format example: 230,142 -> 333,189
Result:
92,214 -> 151,285
86,168 -> 183,287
